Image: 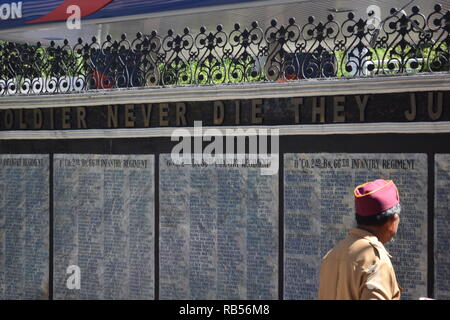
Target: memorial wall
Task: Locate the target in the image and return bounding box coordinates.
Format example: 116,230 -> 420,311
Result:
0,90 -> 449,300
0,154 -> 49,300
435,154 -> 450,300
284,153 -> 428,300
53,154 -> 155,299
1,150 -> 443,300
159,155 -> 278,300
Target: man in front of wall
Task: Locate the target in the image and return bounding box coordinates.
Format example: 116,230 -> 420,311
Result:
318,179 -> 402,300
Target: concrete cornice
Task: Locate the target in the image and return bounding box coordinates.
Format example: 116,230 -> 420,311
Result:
1,73 -> 450,109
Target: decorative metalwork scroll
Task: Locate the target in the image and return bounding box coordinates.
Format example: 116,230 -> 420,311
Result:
0,4 -> 449,95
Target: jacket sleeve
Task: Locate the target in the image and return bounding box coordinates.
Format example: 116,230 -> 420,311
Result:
360,259 -> 398,300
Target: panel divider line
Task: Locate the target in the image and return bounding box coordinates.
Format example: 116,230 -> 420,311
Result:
278,154 -> 284,300
154,153 -> 160,300
428,153 -> 435,298
49,153 -> 54,300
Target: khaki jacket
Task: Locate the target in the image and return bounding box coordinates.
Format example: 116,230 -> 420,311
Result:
318,227 -> 401,300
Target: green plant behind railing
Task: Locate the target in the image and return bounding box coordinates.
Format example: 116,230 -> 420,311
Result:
335,41 -> 449,78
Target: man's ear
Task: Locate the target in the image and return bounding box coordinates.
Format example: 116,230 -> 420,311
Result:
385,214 -> 399,229
392,213 -> 400,224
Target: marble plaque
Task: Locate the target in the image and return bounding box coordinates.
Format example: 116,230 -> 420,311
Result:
284,153 -> 428,300
0,154 -> 49,300
159,155 -> 278,299
53,154 -> 155,299
435,154 -> 450,300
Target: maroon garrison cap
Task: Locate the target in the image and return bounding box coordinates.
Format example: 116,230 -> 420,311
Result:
354,179 -> 400,217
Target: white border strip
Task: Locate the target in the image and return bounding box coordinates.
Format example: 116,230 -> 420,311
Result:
2,73 -> 450,109
1,122 -> 450,140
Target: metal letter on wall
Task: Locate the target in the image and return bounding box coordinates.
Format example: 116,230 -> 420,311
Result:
284,153 -> 428,300
0,154 -> 49,300
53,154 -> 155,299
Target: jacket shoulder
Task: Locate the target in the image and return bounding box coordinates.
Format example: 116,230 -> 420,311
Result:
348,237 -> 382,265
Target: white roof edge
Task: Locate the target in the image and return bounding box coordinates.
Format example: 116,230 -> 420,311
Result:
1,73 -> 450,109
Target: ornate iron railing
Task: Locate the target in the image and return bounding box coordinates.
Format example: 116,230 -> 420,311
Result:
1,4 -> 450,95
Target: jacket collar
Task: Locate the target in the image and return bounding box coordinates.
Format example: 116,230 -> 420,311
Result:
349,227 -> 393,258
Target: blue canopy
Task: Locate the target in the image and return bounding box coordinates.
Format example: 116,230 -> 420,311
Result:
0,0 -> 445,44
0,0 -> 262,30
